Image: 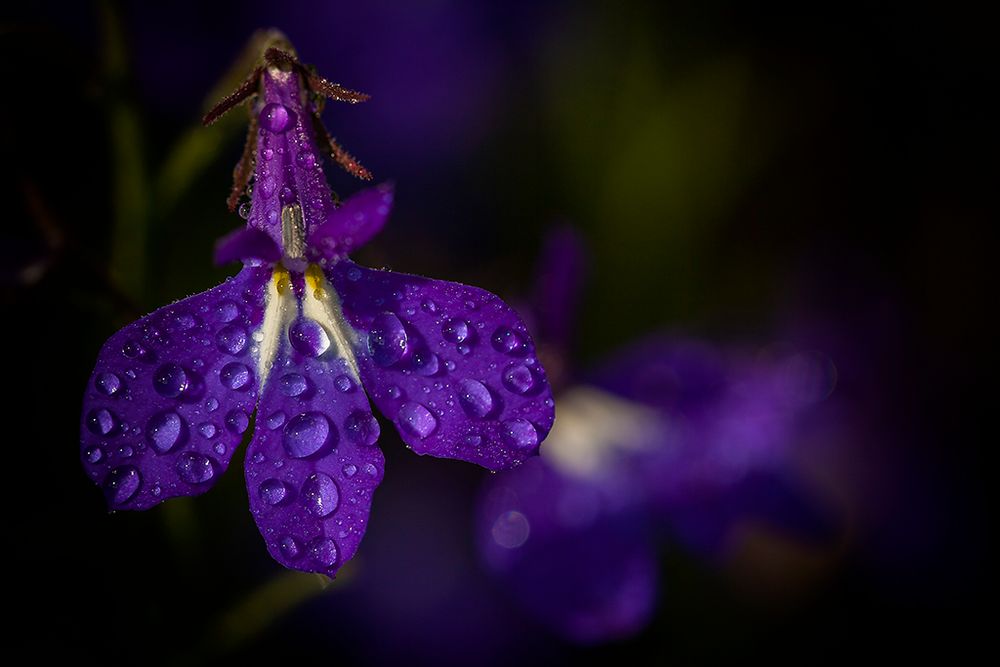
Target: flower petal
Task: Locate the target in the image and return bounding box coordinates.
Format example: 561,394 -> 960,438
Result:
214,227 -> 282,265
307,183 -> 394,261
80,267 -> 270,510
244,326 -> 384,577
328,260 -> 555,470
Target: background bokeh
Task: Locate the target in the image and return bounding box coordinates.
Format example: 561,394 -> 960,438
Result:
1,1 -> 990,664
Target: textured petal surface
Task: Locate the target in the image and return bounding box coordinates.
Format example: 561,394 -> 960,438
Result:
478,457 -> 657,643
308,183 -> 394,261
245,320 -> 384,577
328,260 -> 555,470
80,267 -> 270,510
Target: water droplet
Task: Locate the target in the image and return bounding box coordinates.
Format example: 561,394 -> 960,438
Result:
238,201 -> 251,219
153,363 -> 190,398
334,375 -> 354,393
442,319 -> 469,343
176,452 -> 215,484
259,478 -> 289,506
220,362 -> 252,390
457,344 -> 471,356
198,422 -> 217,439
213,442 -> 226,456
86,408 -> 117,436
122,340 -> 149,360
226,409 -> 250,434
259,102 -> 295,133
302,473 -> 339,518
492,510 -> 530,549
95,372 -> 122,396
368,312 -> 407,367
216,324 -> 248,355
458,379 -> 493,418
387,385 -> 402,400
279,373 -> 309,397
146,411 -> 184,453
346,266 -> 362,281
296,151 -> 316,169
289,317 -> 331,357
342,463 -> 357,477
398,402 -> 437,439
262,147 -> 275,162
105,466 -> 141,504
205,397 -> 220,412
84,445 -> 104,464
502,363 -> 535,394
282,412 -> 332,458
412,350 -> 439,376
167,311 -> 197,331
279,186 -> 295,204
280,535 -> 301,560
502,419 -> 538,449
215,301 -> 240,323
491,327 -> 523,354
308,537 -> 339,568
462,433 -> 482,447
266,411 -> 286,430
421,299 -> 438,313
345,411 -> 380,446
363,463 -> 378,477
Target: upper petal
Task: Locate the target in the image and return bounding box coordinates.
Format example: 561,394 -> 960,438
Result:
307,183 -> 394,261
244,302 -> 384,577
328,260 -> 555,470
80,267 -> 270,510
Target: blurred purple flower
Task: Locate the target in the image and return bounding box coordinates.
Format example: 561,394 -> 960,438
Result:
80,38 -> 554,577
477,228 -> 842,642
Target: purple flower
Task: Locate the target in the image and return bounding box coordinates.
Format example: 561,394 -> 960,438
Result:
79,36 -> 554,577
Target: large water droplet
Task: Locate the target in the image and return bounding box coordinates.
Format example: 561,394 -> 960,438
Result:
308,537 -> 338,568
95,372 -> 122,396
289,317 -> 331,357
266,411 -> 286,430
226,409 -> 250,434
412,350 -> 439,376
147,411 -> 184,453
280,535 -> 302,560
458,379 -> 493,418
334,375 -> 354,393
105,466 -> 141,504
259,102 -> 295,133
398,402 -> 437,439
84,445 -> 104,464
198,422 -> 217,439
302,473 -> 339,517
176,452 -> 215,484
442,319 -> 469,343
491,327 -> 524,354
502,419 -> 538,449
502,363 -> 535,394
220,362 -> 252,390
345,410 -> 380,446
153,363 -> 189,398
259,478 -> 289,506
205,397 -> 220,412
342,463 -> 357,478
86,408 -> 117,436
279,373 -> 309,397
216,324 -> 248,355
215,300 -> 240,323
368,313 -> 407,367
282,412 -> 332,458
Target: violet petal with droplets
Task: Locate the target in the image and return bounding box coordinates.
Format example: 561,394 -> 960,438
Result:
79,35 -> 554,578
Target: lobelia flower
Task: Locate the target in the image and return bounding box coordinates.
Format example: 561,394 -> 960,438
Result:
79,36 -> 555,577
477,229 -> 839,642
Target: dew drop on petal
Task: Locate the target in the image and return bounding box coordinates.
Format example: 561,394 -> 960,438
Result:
412,350 -> 439,376
502,363 -> 535,394
398,402 -> 437,439
442,319 -> 469,343
198,422 -> 217,439
342,463 -> 357,478
282,412 -> 332,458
153,363 -> 190,398
205,397 -> 220,412
266,411 -> 286,430
491,327 -> 523,354
86,408 -> 117,436
302,473 -> 339,518
279,373 -> 309,397
226,409 -> 250,434
280,535 -> 302,559
84,445 -> 104,464
176,452 -> 215,484
95,372 -> 122,396
105,466 -> 141,504
334,375 -> 354,393
502,419 -> 539,449
259,478 -> 289,506
345,410 -> 380,446
458,379 -> 493,418
216,324 -> 248,355
368,312 -> 407,367
122,340 -> 149,360
147,411 -> 184,453
259,103 -> 294,133
308,537 -> 338,568
220,362 -> 252,390
215,300 -> 240,323
289,317 -> 331,357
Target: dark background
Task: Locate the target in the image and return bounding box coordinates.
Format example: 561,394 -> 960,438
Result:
1,1 -> 991,664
